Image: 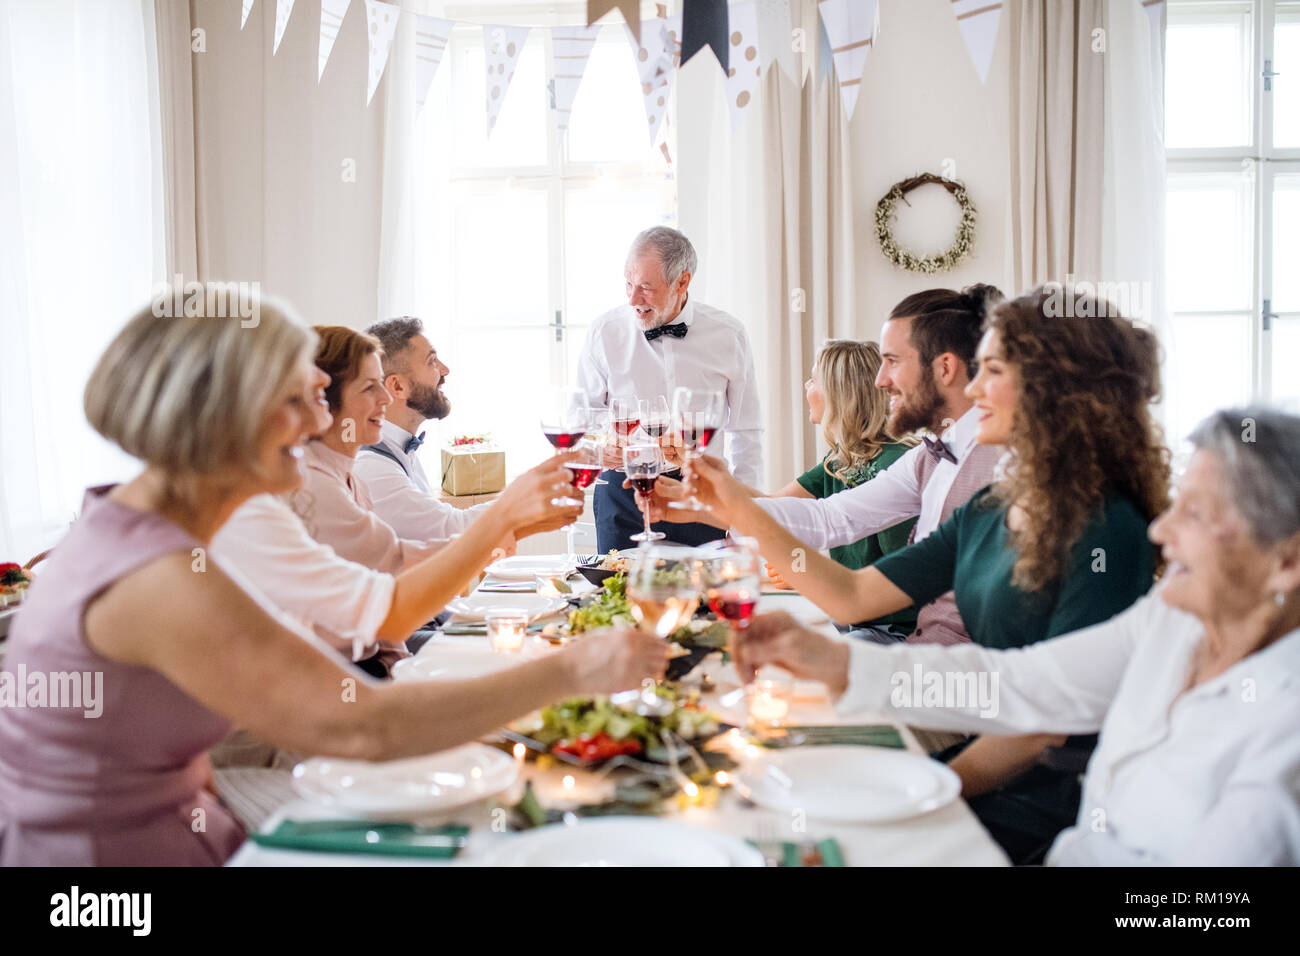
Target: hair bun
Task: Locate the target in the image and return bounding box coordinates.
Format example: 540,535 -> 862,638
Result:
959,283 -> 1005,320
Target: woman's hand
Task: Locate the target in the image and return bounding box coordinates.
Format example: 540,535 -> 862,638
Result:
681,454 -> 750,526
763,562 -> 794,591
491,453 -> 584,532
734,611 -> 850,696
562,628 -> 671,694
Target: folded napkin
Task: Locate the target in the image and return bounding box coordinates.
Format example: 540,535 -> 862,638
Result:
764,724 -> 905,749
251,820 -> 469,858
748,837 -> 846,867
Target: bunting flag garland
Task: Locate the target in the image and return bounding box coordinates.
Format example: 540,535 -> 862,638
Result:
550,24 -> 600,133
680,0 -> 729,74
817,0 -> 879,119
627,14 -> 681,144
484,24 -> 532,136
273,0 -> 296,54
951,0 -> 1002,84
588,0 -> 641,46
241,0 -> 255,30
724,0 -> 762,127
318,0 -> 351,81
413,14 -> 454,112
364,0 -> 400,105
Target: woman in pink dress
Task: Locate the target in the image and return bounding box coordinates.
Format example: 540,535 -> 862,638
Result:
0,291 -> 669,866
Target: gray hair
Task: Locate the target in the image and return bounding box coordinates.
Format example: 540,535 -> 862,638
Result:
627,226 -> 698,285
367,316 -> 424,375
1189,407 -> 1300,544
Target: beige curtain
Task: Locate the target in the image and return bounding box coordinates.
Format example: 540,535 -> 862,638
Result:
1007,0 -> 1106,290
152,0 -> 389,327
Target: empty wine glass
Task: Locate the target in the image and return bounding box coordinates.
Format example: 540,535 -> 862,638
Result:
669,386 -> 725,511
625,543 -> 704,639
624,443 -> 666,543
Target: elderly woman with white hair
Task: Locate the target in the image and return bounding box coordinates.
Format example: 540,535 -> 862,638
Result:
731,407 -> 1300,864
0,293 -> 669,866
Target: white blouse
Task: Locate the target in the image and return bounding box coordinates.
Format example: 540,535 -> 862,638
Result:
835,586 -> 1300,865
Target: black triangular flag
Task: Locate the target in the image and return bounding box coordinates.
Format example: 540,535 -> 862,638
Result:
680,0 -> 729,74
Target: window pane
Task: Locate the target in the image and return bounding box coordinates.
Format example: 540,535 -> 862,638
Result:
1166,4 -> 1253,148
567,31 -> 664,164
1271,316 -> 1300,410
1275,6 -> 1300,147
1275,174 -> 1300,312
1165,172 -> 1254,312
1165,313 -> 1253,446
452,185 -> 550,326
451,32 -> 546,168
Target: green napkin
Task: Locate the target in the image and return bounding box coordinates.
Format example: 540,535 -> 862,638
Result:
251,820 -> 469,858
758,724 -> 905,749
748,838 -> 847,867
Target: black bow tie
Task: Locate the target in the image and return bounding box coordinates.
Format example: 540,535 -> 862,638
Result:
644,322 -> 688,342
403,432 -> 426,455
922,434 -> 958,466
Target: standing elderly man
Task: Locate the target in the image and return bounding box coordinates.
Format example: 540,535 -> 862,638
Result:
576,226 -> 763,552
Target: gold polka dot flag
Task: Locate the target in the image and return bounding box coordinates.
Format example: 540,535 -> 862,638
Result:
724,0 -> 762,128
483,24 -> 532,136
624,13 -> 680,145
363,0 -> 400,105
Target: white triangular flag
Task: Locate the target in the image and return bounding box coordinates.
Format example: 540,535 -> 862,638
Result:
241,0 -> 255,30
364,0 -> 400,105
724,1 -> 762,128
273,0 -> 295,55
484,24 -> 532,136
413,13 -> 454,111
626,14 -> 681,144
952,0 -> 1002,84
318,0 -> 351,81
551,24 -> 600,132
817,0 -> 878,118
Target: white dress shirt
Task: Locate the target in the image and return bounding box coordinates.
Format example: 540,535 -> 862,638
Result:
833,586 -> 1300,865
286,441 -> 441,576
576,296 -> 764,486
211,494 -> 396,662
756,405 -> 984,547
354,420 -> 492,542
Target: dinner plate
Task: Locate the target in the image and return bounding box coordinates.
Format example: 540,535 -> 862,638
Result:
291,744 -> 517,818
445,594 -> 568,622
483,555 -> 576,582
482,817 -> 764,867
390,641 -> 531,683
736,746 -> 960,823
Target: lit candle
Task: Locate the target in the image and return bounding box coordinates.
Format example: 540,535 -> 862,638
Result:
747,678 -> 792,728
486,609 -> 528,653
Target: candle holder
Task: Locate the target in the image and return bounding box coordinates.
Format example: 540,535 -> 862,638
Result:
746,673 -> 792,731
485,608 -> 528,653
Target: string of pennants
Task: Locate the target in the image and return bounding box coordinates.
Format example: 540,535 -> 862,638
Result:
235,0 -> 1040,137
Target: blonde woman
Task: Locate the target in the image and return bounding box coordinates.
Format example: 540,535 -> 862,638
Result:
0,291 -> 667,866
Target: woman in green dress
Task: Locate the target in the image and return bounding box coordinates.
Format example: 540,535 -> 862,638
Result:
684,286 -> 1172,863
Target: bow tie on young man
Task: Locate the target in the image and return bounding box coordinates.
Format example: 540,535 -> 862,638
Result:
403,432 -> 426,455
644,322 -> 689,342
922,433 -> 958,465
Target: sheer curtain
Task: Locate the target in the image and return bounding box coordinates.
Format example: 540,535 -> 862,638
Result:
0,0 -> 164,560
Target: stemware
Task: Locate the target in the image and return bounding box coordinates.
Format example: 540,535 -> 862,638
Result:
625,544 -> 704,639
624,443 -> 666,543
700,540 -> 761,635
668,386 -> 725,511
540,386 -> 590,454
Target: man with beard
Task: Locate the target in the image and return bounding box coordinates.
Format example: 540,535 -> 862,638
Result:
750,285 -> 1006,647
354,316 -> 495,541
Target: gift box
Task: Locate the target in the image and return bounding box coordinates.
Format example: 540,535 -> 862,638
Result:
440,441 -> 505,496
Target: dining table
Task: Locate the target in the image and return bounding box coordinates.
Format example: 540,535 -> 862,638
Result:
226,555 -> 1010,867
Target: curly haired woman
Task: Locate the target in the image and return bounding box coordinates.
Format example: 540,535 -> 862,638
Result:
684,285 -> 1171,862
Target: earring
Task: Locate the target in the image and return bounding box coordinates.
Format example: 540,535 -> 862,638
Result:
1278,592 -> 1288,607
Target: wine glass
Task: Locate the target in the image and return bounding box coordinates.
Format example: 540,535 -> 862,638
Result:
700,540 -> 761,636
609,395 -> 643,444
564,438 -> 604,493
641,394 -> 671,443
668,386 -> 725,511
625,543 -> 704,639
624,443 -> 666,543
540,386 -> 590,455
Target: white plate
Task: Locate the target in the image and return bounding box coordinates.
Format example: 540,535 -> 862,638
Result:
736,747 -> 960,823
483,555 -> 576,582
390,641 -> 533,683
291,744 -> 517,818
482,817 -> 764,867
445,594 -> 568,622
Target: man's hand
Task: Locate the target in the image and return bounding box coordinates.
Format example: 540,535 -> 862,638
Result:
735,611 -> 850,696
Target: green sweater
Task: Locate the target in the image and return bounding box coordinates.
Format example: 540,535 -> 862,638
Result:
873,487 -> 1155,649
796,443 -> 918,631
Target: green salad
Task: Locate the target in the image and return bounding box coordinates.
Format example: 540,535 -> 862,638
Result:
526,686 -> 721,757
567,573 -> 636,634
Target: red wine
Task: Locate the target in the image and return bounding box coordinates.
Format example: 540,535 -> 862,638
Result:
708,592 -> 757,624
642,422 -> 668,437
566,463 -> 601,489
684,426 -> 718,450
612,418 -> 641,437
630,476 -> 657,494
544,429 -> 585,449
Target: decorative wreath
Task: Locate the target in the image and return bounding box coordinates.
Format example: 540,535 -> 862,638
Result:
874,173 -> 977,275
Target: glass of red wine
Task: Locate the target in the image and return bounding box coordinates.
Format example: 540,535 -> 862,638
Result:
540,386 -> 591,456
669,386 -> 724,511
701,541 -> 761,636
565,438 -> 604,493
641,394 -> 671,450
609,395 -> 644,445
625,443 -> 666,543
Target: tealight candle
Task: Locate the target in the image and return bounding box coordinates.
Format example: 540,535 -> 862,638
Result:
747,677 -> 792,728
485,608 -> 528,653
